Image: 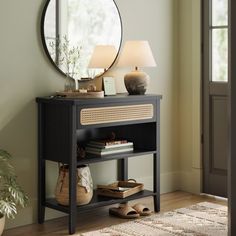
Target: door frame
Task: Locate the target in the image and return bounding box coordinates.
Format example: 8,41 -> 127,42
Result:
202,0 -> 228,198
229,0 -> 236,235
202,0 -> 235,234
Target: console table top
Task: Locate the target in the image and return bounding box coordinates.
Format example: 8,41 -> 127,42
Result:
36,93 -> 162,105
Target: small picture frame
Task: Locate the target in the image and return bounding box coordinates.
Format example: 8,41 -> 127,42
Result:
103,77 -> 116,96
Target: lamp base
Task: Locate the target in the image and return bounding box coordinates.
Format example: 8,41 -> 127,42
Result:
124,70 -> 150,95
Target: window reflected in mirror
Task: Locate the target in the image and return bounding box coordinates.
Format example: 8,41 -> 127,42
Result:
42,0 -> 122,81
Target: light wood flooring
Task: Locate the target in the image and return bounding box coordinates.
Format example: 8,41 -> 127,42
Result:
3,191 -> 227,236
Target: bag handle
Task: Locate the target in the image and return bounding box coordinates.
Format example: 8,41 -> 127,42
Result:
127,179 -> 137,183
58,163 -> 67,173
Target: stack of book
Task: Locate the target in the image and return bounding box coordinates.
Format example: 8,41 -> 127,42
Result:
85,140 -> 134,156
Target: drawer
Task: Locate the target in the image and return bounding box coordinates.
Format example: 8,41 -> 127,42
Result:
77,102 -> 157,128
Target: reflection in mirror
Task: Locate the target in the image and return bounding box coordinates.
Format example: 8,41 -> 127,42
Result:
88,45 -> 117,76
42,0 -> 122,81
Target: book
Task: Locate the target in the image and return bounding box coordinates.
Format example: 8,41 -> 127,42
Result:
87,142 -> 133,150
86,147 -> 134,156
86,144 -> 133,153
89,140 -> 128,147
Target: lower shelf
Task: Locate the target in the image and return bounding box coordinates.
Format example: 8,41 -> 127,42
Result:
45,189 -> 157,214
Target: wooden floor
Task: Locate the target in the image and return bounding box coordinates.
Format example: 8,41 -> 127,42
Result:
3,191 -> 227,236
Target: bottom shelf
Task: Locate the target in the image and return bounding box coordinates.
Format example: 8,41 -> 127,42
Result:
45,189 -> 157,214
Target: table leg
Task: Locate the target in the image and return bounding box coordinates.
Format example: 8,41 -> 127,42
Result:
38,159 -> 45,223
153,153 -> 160,212
118,158 -> 128,181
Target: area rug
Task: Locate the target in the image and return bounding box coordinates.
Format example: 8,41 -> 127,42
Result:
81,202 -> 227,236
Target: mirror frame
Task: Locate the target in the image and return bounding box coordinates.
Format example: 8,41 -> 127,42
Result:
40,0 -> 123,81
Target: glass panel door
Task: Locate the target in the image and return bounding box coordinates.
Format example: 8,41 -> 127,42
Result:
211,0 -> 228,82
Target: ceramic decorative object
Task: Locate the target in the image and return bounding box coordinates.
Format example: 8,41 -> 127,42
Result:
124,70 -> 150,95
55,165 -> 93,206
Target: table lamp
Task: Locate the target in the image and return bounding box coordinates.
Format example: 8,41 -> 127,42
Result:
117,41 -> 156,95
88,45 -> 117,73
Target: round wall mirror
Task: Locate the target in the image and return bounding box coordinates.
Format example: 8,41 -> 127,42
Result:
41,0 -> 122,81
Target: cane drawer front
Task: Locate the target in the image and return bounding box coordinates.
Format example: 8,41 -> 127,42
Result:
77,101 -> 157,128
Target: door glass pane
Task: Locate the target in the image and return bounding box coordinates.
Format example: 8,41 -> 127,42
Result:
212,29 -> 228,82
212,0 -> 228,26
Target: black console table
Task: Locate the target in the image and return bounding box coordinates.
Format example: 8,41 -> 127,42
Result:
36,94 -> 161,234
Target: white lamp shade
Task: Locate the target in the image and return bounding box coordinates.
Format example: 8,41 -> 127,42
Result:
117,41 -> 157,68
88,45 -> 117,69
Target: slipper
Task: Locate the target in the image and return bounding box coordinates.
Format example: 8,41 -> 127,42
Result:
132,203 -> 152,216
109,204 -> 140,219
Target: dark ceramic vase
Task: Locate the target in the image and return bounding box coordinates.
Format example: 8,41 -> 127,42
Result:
124,70 -> 150,95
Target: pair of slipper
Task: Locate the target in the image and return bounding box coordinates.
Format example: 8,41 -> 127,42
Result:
109,203 -> 152,219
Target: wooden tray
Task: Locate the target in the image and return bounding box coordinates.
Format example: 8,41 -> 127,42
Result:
56,91 -> 104,98
97,180 -> 144,198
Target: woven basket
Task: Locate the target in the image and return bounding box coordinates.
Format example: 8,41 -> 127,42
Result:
55,164 -> 93,206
